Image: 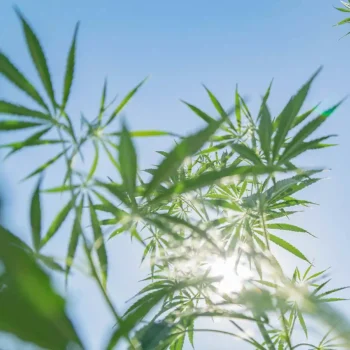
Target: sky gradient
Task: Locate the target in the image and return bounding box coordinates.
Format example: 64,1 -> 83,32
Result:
1,0 -> 350,349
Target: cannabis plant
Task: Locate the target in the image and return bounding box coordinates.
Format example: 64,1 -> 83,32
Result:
0,9 -> 350,350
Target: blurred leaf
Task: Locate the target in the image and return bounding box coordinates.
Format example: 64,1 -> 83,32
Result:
150,165 -> 282,205
66,197 -> 84,279
0,120 -> 43,131
87,141 -> 99,182
0,53 -> 48,110
119,123 -> 137,204
258,101 -> 272,162
110,130 -> 180,137
16,9 -> 56,108
22,149 -> 68,181
88,196 -> 108,286
41,195 -> 76,248
0,100 -> 51,121
106,290 -> 167,349
0,226 -> 83,349
105,78 -> 147,126
231,143 -> 263,165
30,176 -> 43,251
61,22 -> 79,110
181,100 -> 216,124
143,117 -> 227,198
268,233 -> 310,263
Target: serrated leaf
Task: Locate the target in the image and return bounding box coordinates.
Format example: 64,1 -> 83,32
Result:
0,53 -> 48,110
268,233 -> 309,262
272,67 -> 322,160
61,22 -> 79,110
280,100 -> 343,163
16,9 -> 56,108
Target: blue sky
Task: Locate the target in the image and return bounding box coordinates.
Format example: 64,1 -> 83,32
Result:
1,0 -> 350,349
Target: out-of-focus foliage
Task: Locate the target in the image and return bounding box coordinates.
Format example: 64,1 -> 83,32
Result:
0,8 -> 349,350
334,0 -> 350,38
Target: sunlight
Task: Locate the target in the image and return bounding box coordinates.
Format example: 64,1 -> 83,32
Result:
207,257 -> 253,294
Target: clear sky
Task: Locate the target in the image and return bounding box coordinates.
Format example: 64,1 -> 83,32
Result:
1,0 -> 350,349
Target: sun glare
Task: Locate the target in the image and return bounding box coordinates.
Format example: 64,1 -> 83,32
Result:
207,257 -> 253,294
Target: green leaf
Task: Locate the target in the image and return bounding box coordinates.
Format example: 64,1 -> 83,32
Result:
105,78 -> 147,126
231,143 -> 263,165
296,308 -> 308,338
110,130 -> 180,137
181,100 -> 216,124
0,100 -> 51,121
66,197 -> 84,279
30,176 -> 43,251
235,85 -> 242,130
268,233 -> 310,263
281,100 -> 343,163
98,79 -> 108,122
88,196 -> 108,286
0,226 -> 83,349
143,117 -> 226,198
16,9 -> 56,108
204,85 -> 236,130
40,196 -> 76,248
0,120 -> 43,131
272,67 -> 322,160
335,17 -> 350,26
61,22 -> 79,110
266,223 -> 312,235
258,101 -> 272,162
106,290 -> 167,349
87,142 -> 99,182
119,123 -> 138,203
0,53 -> 48,110
292,103 -> 320,129
22,149 -> 68,181
150,165 -> 282,205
